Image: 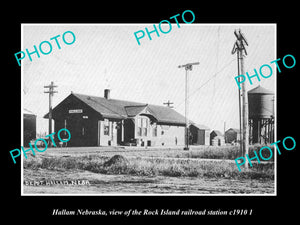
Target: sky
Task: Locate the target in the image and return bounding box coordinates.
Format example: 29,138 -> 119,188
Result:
22,24 -> 276,135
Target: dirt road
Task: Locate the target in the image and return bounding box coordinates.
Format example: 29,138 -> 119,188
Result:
23,168 -> 274,195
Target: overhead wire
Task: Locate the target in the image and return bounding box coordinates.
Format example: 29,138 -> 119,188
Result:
176,57 -> 236,108
212,26 -> 221,116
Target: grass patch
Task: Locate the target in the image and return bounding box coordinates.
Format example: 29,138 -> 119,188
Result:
177,144 -> 275,161
24,153 -> 274,180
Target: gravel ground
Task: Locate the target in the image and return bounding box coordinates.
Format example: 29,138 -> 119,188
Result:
23,168 -> 274,195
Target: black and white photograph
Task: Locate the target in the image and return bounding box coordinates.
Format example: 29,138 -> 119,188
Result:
21,24 -> 276,195
4,5 -> 298,223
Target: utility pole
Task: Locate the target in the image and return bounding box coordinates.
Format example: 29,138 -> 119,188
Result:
178,62 -> 200,150
44,81 -> 58,145
224,121 -> 226,143
163,100 -> 174,108
232,29 -> 249,168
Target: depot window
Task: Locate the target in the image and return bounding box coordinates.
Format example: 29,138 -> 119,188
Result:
104,119 -> 109,135
137,118 -> 142,136
143,118 -> 148,136
153,123 -> 157,137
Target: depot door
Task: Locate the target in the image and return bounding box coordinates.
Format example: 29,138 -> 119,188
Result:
65,116 -> 97,147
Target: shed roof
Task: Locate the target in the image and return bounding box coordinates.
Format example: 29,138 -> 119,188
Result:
211,130 -> 223,136
248,85 -> 274,95
24,108 -> 36,115
190,123 -> 210,130
45,93 -> 186,125
225,128 -> 240,133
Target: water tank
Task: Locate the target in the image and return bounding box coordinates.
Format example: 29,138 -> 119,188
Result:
248,85 -> 274,119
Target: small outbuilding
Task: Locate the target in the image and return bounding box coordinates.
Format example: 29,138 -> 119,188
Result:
189,123 -> 210,145
23,108 -> 36,146
210,130 -> 225,146
225,128 -> 241,144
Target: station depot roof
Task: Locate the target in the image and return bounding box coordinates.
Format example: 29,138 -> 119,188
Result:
44,92 -> 186,126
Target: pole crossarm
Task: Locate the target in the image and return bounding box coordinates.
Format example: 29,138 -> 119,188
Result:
163,100 -> 174,108
44,91 -> 58,94
178,62 -> 200,71
44,85 -> 58,88
231,29 -> 248,55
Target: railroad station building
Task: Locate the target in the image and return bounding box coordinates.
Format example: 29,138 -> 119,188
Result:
44,89 -> 186,147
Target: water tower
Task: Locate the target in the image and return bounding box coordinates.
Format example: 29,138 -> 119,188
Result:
248,85 -> 274,144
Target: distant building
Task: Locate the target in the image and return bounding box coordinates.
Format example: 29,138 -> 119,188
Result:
44,90 -> 187,147
189,123 -> 210,145
210,130 -> 225,146
225,128 -> 241,144
23,108 -> 36,146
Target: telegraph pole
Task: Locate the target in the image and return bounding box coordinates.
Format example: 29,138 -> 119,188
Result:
163,100 -> 174,108
232,29 -> 249,168
178,62 -> 200,150
224,121 -> 226,143
44,81 -> 58,144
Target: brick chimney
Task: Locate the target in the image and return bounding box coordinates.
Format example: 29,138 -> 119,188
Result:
104,89 -> 110,99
